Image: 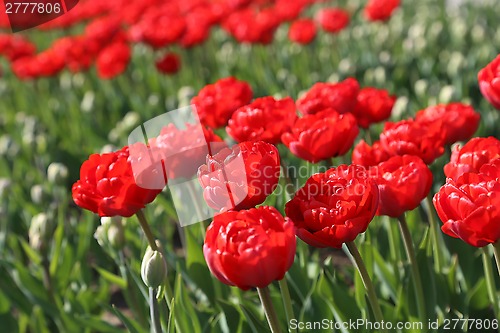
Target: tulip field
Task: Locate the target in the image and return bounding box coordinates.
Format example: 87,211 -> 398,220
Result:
2,0 -> 500,332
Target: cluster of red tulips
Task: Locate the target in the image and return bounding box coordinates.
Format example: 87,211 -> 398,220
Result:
0,0 -> 401,79
71,50 -> 500,329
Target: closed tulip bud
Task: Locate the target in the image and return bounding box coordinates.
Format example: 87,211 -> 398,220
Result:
0,178 -> 11,198
29,213 -> 53,253
141,247 -> 167,289
438,86 -> 456,104
414,80 -> 428,99
100,144 -> 117,154
0,135 -> 19,157
36,135 -> 47,154
107,223 -> 125,249
31,184 -> 48,204
47,163 -> 68,185
95,216 -> 125,249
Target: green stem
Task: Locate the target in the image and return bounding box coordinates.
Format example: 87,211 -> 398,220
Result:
493,241 -> 500,278
118,251 -> 147,325
425,195 -> 444,271
186,182 -> 207,239
364,129 -> 373,145
257,286 -> 283,333
345,241 -> 387,332
482,247 -> 499,319
136,210 -> 158,251
385,217 -> 400,263
280,160 -> 295,199
397,215 -> 427,321
149,288 -> 162,333
163,278 -> 174,310
278,278 -> 296,333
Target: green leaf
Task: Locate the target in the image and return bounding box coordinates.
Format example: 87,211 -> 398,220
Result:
0,288 -> 11,314
239,298 -> 269,333
167,298 -> 175,333
185,225 -> 215,304
174,272 -> 202,333
74,315 -> 124,333
217,299 -> 244,333
110,305 -> 145,333
467,278 -> 490,310
49,221 -> 65,276
30,305 -> 51,333
18,237 -> 42,265
94,266 -> 127,289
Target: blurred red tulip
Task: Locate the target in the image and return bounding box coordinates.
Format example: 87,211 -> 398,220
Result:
444,137 -> 500,181
316,8 -> 350,33
288,18 -> 317,44
286,164 -> 379,248
72,146 -> 162,217
227,96 -> 297,144
352,87 -> 396,128
297,78 -> 360,115
192,77 -> 253,129
364,0 -> 401,22
203,206 -> 296,290
379,118 -> 445,164
281,109 -> 358,163
198,141 -> 281,212
415,103 -> 480,145
371,155 -> 433,217
434,159 -> 500,247
478,54 -> 500,110
352,140 -> 391,167
146,123 -> 225,181
0,34 -> 36,61
155,52 -> 181,75
96,41 -> 131,79
129,10 -> 186,49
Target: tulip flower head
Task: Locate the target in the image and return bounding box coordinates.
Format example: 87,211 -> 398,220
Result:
203,206 -> 296,290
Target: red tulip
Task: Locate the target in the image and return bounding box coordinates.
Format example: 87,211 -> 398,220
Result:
296,78 -> 360,115
281,109 -> 359,163
12,48 -> 65,79
275,0 -> 307,21
96,41 -> 131,79
198,141 -> 281,212
444,137 -> 500,181
415,103 -> 480,145
352,87 -> 396,128
191,77 -> 253,129
145,123 -> 225,181
288,18 -> 317,45
434,159 -> 500,247
364,0 -> 401,22
315,8 -> 350,34
128,10 -> 186,49
0,34 -> 36,61
155,52 -> 181,75
72,146 -> 162,217
227,96 -> 297,144
379,118 -> 445,164
180,9 -> 213,48
203,206 -> 296,290
478,54 -> 500,110
352,140 -> 391,167
84,16 -> 123,45
285,164 -> 379,248
52,36 -> 99,73
371,155 -> 433,218
222,8 -> 281,44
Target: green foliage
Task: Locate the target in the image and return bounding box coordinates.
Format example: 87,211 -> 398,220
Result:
1,0 -> 500,332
